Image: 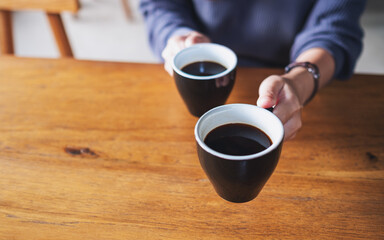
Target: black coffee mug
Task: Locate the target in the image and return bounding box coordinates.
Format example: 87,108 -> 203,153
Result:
172,43 -> 237,117
194,104 -> 284,203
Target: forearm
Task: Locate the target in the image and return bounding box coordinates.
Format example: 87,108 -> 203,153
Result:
290,0 -> 365,80
282,48 -> 335,106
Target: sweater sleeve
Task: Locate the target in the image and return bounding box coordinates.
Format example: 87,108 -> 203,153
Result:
139,0 -> 200,60
290,0 -> 366,80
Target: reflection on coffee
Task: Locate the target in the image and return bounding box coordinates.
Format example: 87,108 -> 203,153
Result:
181,61 -> 226,76
204,123 -> 272,156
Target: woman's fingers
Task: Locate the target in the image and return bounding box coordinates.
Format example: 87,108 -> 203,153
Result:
257,75 -> 303,140
257,75 -> 285,108
162,35 -> 187,75
185,32 -> 210,47
282,111 -> 302,140
162,32 -> 210,76
272,82 -> 302,124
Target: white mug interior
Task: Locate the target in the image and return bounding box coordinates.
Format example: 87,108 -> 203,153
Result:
172,43 -> 237,80
195,104 -> 284,160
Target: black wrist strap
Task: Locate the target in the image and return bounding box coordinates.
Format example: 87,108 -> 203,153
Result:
285,61 -> 320,106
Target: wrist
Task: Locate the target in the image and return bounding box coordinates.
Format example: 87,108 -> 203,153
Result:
282,67 -> 315,106
283,62 -> 320,106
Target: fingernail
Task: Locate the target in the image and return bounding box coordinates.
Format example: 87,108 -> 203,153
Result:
257,97 -> 270,107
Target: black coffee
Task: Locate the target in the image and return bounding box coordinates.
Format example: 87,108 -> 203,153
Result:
204,123 -> 272,156
181,61 -> 226,76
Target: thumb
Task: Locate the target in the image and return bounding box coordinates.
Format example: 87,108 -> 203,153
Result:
257,75 -> 285,108
185,32 -> 210,47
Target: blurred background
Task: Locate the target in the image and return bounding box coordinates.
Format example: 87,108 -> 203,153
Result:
10,0 -> 384,74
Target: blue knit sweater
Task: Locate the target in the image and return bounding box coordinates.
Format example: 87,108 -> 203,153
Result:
140,0 -> 366,79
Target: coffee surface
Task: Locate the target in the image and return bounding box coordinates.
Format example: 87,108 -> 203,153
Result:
181,61 -> 226,76
204,123 -> 272,156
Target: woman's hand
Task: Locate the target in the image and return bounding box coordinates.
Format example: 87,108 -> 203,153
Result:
257,48 -> 335,140
257,75 -> 303,140
162,31 -> 210,75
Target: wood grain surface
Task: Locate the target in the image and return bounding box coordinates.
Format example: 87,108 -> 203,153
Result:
0,56 -> 383,239
0,0 -> 79,13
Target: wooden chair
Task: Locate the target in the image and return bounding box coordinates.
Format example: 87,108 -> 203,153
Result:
0,0 -> 79,57
121,0 -> 133,21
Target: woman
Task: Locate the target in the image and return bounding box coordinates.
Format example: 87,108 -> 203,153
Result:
140,0 -> 366,140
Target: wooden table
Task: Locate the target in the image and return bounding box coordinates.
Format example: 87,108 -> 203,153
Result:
0,56 -> 383,239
